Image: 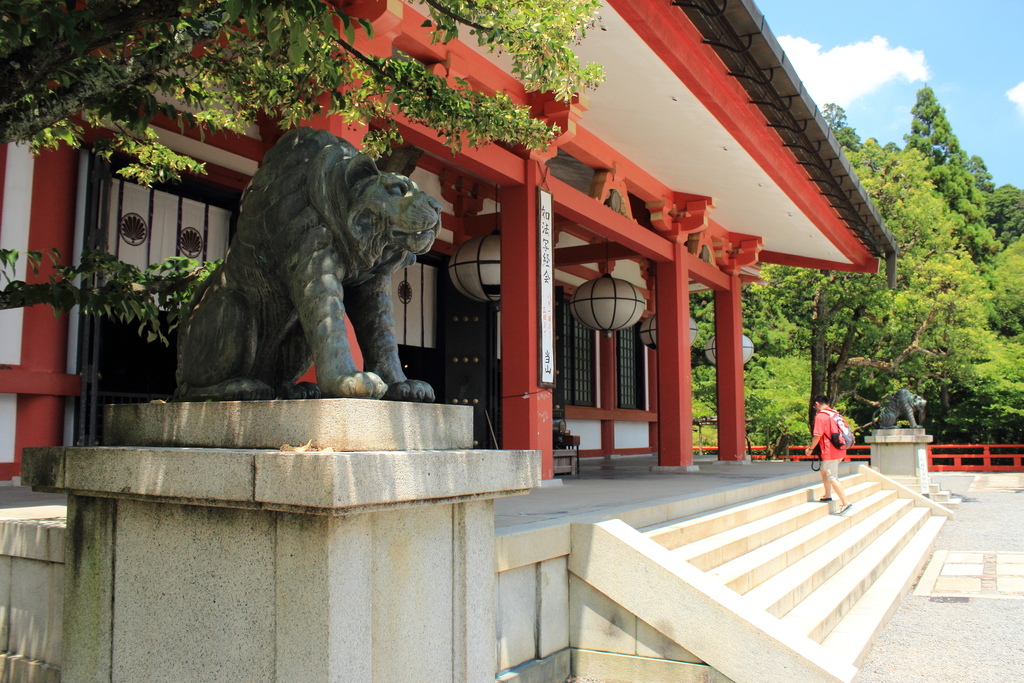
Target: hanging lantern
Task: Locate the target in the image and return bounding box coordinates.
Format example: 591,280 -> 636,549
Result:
448,234 -> 501,302
639,314 -> 658,349
569,274 -> 646,331
705,334 -> 755,365
639,314 -> 699,350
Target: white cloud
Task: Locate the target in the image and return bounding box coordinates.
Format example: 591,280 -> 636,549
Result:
1008,81 -> 1024,115
778,35 -> 929,108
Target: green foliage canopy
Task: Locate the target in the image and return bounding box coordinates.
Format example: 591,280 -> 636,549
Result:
0,0 -> 605,180
903,87 -> 999,262
987,184 -> 1024,245
0,0 -> 604,335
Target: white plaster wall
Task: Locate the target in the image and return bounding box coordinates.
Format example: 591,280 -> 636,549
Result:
64,398 -> 76,449
391,262 -> 437,348
409,168 -> 454,245
0,144 -> 34,365
614,421 -> 649,450
0,396 -> 16,464
566,419 -> 602,451
65,151 -> 89,376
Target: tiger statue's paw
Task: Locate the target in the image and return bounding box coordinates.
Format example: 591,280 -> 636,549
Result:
383,379 -> 435,403
321,372 -> 387,399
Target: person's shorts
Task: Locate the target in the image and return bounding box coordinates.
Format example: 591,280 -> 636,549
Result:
821,459 -> 841,481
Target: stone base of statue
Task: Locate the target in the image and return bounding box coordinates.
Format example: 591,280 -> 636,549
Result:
864,427 -> 933,495
23,400 -> 539,682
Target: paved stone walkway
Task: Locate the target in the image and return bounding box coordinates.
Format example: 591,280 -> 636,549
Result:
9,466 -> 1024,681
857,472 -> 1024,682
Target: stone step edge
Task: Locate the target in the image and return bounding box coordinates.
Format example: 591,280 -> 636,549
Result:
570,519 -> 859,683
715,492 -> 906,597
743,498 -> 915,617
779,506 -> 931,642
821,516 -> 946,668
642,473 -> 867,549
672,481 -> 880,571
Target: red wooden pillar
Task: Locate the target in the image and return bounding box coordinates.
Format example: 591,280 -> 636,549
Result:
655,242 -> 694,467
714,274 -> 747,461
647,344 -> 659,454
12,146 -> 78,478
501,162 -> 553,478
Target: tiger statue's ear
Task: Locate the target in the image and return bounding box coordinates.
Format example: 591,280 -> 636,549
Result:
345,154 -> 380,189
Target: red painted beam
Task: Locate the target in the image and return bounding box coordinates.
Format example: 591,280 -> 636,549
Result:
713,274 -> 747,460
549,176 -> 673,262
559,127 -> 673,204
555,242 -> 637,267
760,250 -> 880,274
395,118 -> 526,188
683,250 -> 730,291
14,146 -> 80,477
0,368 -> 81,396
655,241 -> 694,467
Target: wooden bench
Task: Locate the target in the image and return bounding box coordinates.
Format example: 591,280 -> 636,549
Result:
553,448 -> 579,476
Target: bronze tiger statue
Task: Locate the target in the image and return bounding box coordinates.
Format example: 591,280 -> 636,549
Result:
174,127 -> 441,402
873,388 -> 926,429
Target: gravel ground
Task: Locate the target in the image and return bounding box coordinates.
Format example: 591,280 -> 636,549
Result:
857,473 -> 1024,682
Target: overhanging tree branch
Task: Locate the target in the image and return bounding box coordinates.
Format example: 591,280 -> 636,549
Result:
0,15 -> 223,144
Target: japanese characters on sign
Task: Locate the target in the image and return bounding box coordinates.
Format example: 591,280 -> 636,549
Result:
538,188 -> 556,387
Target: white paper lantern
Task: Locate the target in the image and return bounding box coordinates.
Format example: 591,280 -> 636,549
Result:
639,314 -> 699,350
639,314 -> 658,349
705,334 -> 755,365
569,274 -> 646,331
448,234 -> 501,302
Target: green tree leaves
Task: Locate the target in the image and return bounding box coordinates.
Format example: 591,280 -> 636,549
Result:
741,100 -> 1004,441
1,0 -> 605,178
904,87 -> 999,262
0,0 -> 603,340
987,184 -> 1024,245
0,248 -> 218,345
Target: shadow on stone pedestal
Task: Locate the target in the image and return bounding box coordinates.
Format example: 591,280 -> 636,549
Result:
24,399 -> 540,682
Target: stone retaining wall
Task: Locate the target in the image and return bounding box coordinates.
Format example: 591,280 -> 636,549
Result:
0,517 -> 64,682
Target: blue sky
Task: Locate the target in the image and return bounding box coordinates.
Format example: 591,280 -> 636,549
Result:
753,0 -> 1024,188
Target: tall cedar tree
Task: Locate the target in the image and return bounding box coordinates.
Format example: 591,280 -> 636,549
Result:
903,87 -> 999,262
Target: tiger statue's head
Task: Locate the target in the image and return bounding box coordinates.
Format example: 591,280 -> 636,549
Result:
242,128 -> 441,281
306,136 -> 441,280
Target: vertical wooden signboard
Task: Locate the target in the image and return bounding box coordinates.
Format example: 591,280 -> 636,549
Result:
538,189 -> 555,387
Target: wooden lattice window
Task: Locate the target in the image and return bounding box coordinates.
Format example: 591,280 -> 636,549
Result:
617,324 -> 645,410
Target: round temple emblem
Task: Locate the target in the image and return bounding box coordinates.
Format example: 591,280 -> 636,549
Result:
119,213 -> 148,246
398,280 -> 413,304
179,227 -> 204,258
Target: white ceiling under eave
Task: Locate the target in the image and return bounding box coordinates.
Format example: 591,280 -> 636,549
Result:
569,3 -> 852,265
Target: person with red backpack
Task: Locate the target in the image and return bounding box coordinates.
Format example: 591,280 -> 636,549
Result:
805,394 -> 853,514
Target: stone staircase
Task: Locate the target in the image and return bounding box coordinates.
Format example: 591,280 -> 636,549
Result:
637,468 -> 950,675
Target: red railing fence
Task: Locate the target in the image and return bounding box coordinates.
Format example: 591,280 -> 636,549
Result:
927,445 -> 1024,472
740,444 -> 1024,472
747,445 -> 871,462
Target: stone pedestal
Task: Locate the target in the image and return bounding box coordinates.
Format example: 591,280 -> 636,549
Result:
864,428 -> 933,494
24,400 -> 539,682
